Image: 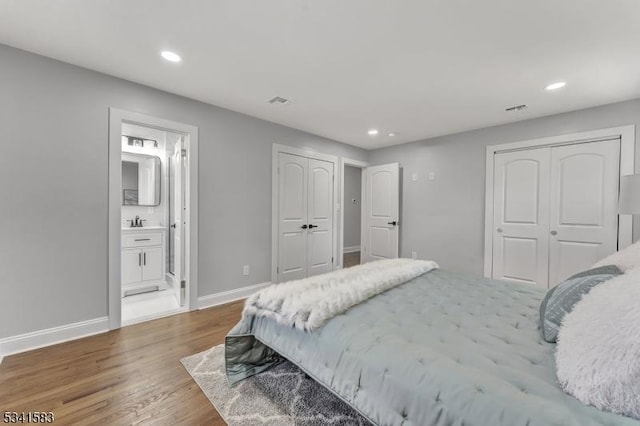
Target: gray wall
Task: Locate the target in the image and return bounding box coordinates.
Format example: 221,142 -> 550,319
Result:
369,99 -> 640,275
343,166 -> 362,248
0,44 -> 366,338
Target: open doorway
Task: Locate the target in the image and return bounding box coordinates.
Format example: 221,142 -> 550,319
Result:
339,158 -> 368,269
108,109 -> 199,330
340,159 -> 401,268
343,165 -> 363,268
118,123 -> 186,325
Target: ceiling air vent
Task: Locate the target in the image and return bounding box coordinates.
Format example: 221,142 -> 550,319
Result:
505,104 -> 528,112
268,96 -> 291,105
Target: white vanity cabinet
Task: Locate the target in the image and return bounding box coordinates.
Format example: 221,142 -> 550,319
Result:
121,228 -> 166,295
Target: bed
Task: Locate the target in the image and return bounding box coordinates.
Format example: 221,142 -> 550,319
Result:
226,269 -> 639,426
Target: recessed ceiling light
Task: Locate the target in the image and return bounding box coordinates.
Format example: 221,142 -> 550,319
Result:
388,132 -> 397,137
545,81 -> 566,91
368,129 -> 379,136
161,51 -> 182,63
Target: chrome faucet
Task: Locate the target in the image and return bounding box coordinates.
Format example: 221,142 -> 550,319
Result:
130,215 -> 145,228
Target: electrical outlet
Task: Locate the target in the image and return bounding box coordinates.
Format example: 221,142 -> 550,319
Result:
242,265 -> 250,276
411,173 -> 418,182
428,172 -> 435,181
411,251 -> 417,259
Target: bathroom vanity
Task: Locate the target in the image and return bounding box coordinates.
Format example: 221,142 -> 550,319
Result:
121,226 -> 167,297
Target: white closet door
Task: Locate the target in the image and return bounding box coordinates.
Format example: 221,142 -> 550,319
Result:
278,153 -> 309,281
307,159 -> 334,276
548,139 -> 620,285
492,148 -> 550,287
362,163 -> 400,263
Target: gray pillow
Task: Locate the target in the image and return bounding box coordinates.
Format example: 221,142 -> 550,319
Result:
539,265 -> 622,343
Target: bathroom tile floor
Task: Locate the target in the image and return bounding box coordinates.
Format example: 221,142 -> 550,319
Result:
122,288 -> 183,325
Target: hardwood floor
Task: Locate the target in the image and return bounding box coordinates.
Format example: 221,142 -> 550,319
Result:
0,300 -> 245,425
343,251 -> 360,268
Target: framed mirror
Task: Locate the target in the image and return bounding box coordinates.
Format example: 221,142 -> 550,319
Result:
122,152 -> 161,206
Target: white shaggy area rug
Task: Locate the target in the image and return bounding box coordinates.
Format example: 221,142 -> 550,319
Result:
181,345 -> 370,425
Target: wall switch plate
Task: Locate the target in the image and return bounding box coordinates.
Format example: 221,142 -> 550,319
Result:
428,172 -> 435,181
411,251 -> 418,259
242,265 -> 250,276
411,173 -> 418,182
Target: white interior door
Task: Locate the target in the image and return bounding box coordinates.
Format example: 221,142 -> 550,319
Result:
548,139 -> 620,285
172,139 -> 186,305
278,153 -> 309,281
492,148 -> 551,287
362,163 -> 400,263
307,159 -> 334,276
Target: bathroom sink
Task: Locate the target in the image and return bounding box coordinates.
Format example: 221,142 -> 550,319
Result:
122,225 -> 167,231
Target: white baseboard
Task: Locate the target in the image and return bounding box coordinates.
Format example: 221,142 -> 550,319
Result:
0,317 -> 109,360
198,281 -> 271,310
344,245 -> 361,254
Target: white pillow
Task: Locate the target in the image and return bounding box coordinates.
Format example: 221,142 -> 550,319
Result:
592,240 -> 640,271
555,267 -> 640,419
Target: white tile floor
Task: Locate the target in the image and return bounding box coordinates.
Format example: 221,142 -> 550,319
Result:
121,288 -> 183,326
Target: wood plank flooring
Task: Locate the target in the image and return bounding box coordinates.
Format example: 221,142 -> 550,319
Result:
0,300 -> 245,425
343,251 -> 360,268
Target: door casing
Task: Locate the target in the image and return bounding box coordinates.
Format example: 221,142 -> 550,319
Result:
484,125 -> 635,279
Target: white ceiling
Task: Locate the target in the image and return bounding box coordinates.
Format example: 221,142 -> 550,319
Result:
2,1 -> 640,149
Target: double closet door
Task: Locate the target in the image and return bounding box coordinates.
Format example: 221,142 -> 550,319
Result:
492,138 -> 620,288
277,153 -> 334,282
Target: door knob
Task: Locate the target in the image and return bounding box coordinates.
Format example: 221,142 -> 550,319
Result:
550,230 -> 557,236
387,221 -> 397,226
308,224 -> 318,229
301,224 -> 308,229
496,228 -> 503,233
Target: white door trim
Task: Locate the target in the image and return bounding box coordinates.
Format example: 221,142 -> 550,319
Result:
271,144 -> 338,283
483,125 -> 635,278
339,157 -> 368,268
108,108 -> 199,330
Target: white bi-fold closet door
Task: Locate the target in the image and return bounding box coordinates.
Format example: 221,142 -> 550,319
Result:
277,152 -> 334,282
492,138 -> 620,288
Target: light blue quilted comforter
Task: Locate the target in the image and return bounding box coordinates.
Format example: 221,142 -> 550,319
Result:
225,270 -> 639,426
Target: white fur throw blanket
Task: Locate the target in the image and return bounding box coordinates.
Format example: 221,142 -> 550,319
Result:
243,258 -> 438,331
556,267 -> 640,419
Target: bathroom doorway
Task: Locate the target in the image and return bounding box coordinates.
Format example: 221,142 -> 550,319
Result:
108,109 -> 199,329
